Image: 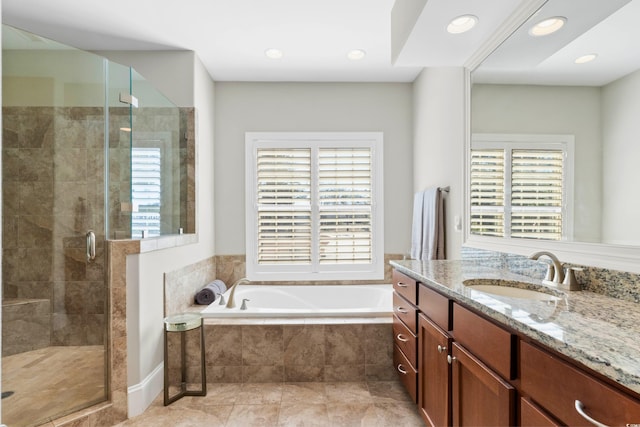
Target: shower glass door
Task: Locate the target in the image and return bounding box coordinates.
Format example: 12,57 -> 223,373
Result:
1,25 -> 121,426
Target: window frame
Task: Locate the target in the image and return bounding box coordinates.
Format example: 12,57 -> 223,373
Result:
470,133 -> 575,241
245,132 -> 384,282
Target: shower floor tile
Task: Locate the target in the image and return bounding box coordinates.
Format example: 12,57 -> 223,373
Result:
2,345 -> 105,427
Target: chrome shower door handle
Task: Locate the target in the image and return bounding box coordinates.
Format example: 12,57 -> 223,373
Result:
86,230 -> 96,262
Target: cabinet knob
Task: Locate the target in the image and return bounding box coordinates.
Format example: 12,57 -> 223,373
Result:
447,355 -> 456,365
437,345 -> 447,354
397,282 -> 408,288
575,400 -> 608,427
397,364 -> 408,375
395,306 -> 409,314
396,333 -> 409,342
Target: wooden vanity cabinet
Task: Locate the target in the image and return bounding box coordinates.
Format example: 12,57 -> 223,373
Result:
451,342 -> 515,427
520,340 -> 640,427
392,268 -> 640,427
520,397 -> 561,427
418,313 -> 452,427
393,271 -> 419,402
451,303 -> 516,426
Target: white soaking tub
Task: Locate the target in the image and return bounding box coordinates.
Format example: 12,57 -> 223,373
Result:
200,284 -> 393,318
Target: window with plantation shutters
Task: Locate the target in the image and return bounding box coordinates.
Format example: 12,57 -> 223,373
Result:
470,134 -> 574,241
246,132 -> 384,281
131,147 -> 162,238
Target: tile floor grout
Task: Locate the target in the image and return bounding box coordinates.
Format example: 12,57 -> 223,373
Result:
116,381 -> 424,426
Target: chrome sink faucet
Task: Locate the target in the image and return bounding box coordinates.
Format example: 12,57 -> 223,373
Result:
225,277 -> 251,308
529,251 -> 580,291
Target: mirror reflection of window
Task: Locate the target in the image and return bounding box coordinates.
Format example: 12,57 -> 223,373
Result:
470,134 -> 574,241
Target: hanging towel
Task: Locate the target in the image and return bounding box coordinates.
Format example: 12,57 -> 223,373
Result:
194,279 -> 227,305
411,188 -> 446,261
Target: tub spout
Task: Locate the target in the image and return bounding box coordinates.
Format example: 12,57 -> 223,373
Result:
225,278 -> 250,308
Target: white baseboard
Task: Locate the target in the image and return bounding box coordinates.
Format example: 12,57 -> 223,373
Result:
127,362 -> 164,418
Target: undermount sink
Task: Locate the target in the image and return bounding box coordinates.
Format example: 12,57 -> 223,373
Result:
463,279 -> 563,301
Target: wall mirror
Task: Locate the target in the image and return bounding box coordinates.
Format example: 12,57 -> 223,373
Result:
466,0 -> 640,271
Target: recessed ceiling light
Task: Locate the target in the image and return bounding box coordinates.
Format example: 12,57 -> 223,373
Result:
529,16 -> 566,36
264,48 -> 283,60
447,15 -> 478,34
575,54 -> 598,64
347,49 -> 366,61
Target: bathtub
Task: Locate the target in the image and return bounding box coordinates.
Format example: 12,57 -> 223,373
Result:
200,284 -> 393,318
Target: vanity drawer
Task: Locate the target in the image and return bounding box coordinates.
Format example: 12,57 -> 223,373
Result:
393,270 -> 417,305
452,303 -> 514,380
393,292 -> 417,333
520,340 -> 640,427
393,314 -> 417,367
418,283 -> 452,331
394,344 -> 417,404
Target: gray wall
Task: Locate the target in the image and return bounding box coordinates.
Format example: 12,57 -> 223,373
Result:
214,82 -> 414,255
412,67 -> 466,260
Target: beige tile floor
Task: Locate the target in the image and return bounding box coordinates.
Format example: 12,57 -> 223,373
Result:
116,381 -> 424,427
2,346 -> 106,427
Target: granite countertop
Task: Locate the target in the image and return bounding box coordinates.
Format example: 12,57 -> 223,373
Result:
390,259 -> 640,397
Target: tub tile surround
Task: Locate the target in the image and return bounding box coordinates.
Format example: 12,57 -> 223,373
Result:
164,256 -> 217,315
212,253 -> 403,288
162,254 -> 401,387
391,252 -> 640,398
167,322 -> 394,386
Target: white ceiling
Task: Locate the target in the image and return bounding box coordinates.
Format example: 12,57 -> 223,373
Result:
2,0 -> 522,82
3,0 -> 637,85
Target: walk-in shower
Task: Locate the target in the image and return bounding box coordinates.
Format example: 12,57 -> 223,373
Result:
1,25 -> 191,426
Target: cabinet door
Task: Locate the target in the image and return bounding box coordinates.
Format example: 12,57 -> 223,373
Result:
418,314 -> 452,427
450,342 -> 515,427
520,397 -> 561,427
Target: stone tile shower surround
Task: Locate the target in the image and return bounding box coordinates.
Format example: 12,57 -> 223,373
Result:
2,106 -> 107,353
2,106 -> 195,354
461,247 -> 640,303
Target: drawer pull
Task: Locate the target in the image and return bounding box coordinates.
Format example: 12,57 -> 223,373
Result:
397,364 -> 408,375
447,355 -> 456,365
437,345 -> 447,354
397,282 -> 408,288
575,400 -> 609,427
395,306 -> 409,314
396,333 -> 409,342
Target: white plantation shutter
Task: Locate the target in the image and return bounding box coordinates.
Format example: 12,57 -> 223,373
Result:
131,147 -> 161,238
246,132 -> 383,281
470,149 -> 505,237
470,134 -> 573,241
511,150 -> 563,240
318,148 -> 372,264
256,148 -> 312,263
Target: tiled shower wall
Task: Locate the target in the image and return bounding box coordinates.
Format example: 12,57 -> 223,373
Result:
2,105 -> 195,355
2,106 -> 107,354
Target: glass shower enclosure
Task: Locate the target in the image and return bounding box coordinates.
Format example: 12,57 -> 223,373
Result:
1,25 -> 188,426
